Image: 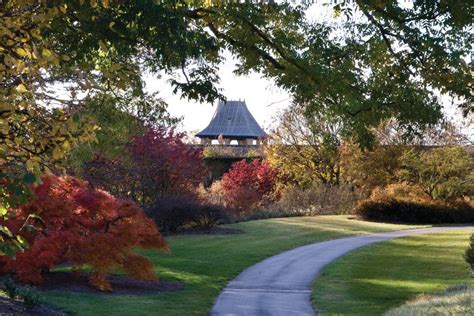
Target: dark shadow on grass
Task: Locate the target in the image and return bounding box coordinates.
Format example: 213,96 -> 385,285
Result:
164,227 -> 244,237
37,272 -> 184,296
313,236 -> 472,315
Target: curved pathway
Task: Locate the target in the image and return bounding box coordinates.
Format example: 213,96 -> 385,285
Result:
210,226 -> 472,316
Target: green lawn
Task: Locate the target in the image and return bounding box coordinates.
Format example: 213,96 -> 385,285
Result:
312,229 -> 473,315
41,216 -> 422,315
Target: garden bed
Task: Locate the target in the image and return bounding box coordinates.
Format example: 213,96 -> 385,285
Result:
38,272 -> 184,296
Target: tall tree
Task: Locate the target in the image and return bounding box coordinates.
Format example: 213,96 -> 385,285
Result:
373,118 -> 471,146
266,104 -> 343,186
69,90 -> 181,172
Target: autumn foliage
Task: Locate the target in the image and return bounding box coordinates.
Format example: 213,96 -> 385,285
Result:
0,175 -> 167,291
222,160 -> 278,213
83,127 -> 206,207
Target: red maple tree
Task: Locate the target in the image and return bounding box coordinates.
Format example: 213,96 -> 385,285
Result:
221,159 -> 278,213
83,127 -> 206,207
0,174 -> 168,291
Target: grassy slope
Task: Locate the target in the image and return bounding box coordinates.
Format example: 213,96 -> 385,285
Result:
312,229 -> 473,315
41,216 -> 421,315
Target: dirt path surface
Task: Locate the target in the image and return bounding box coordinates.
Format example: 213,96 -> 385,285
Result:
210,226 -> 473,316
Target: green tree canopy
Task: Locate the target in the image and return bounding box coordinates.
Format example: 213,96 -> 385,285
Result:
43,0 -> 472,142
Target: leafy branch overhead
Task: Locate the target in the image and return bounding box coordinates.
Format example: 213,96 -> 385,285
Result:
183,1 -> 471,142
13,0 -> 470,140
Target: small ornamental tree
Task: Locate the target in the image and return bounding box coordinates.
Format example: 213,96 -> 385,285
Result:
129,128 -> 205,200
340,143 -> 406,194
83,127 -> 206,207
0,175 -> 168,291
222,160 -> 278,213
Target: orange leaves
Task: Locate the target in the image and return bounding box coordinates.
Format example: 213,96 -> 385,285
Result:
122,254 -> 157,281
89,272 -> 112,292
132,212 -> 169,251
0,174 -> 167,291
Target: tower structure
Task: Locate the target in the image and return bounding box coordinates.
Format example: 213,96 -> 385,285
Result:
196,100 -> 267,145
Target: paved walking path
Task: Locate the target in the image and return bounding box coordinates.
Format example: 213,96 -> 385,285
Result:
210,226 -> 473,316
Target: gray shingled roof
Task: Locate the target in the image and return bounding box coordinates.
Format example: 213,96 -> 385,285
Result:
196,100 -> 268,139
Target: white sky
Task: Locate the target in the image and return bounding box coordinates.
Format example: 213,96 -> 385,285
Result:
143,55 -> 291,136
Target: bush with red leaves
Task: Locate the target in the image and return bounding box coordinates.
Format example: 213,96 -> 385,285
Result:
82,127 -> 206,207
0,174 -> 168,291
221,159 -> 278,213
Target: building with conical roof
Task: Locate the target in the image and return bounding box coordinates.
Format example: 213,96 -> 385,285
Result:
196,100 -> 267,145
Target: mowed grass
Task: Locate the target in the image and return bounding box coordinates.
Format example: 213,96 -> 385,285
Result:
312,229 -> 474,315
41,216 -> 422,315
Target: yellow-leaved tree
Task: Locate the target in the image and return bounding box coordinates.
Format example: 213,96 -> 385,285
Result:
265,104 -> 343,187
0,0 -> 128,254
